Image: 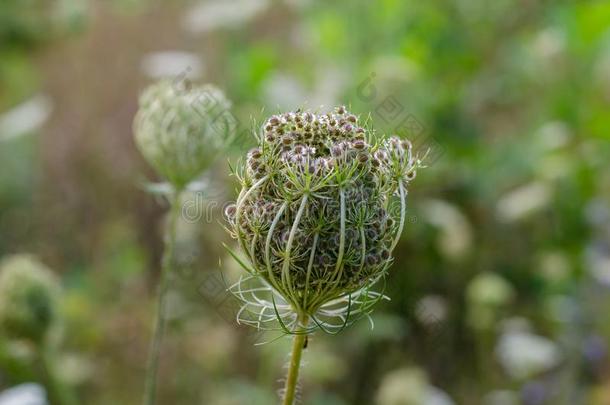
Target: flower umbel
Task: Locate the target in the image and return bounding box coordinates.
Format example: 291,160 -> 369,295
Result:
0,254 -> 60,344
225,106 -> 423,333
134,79 -> 235,189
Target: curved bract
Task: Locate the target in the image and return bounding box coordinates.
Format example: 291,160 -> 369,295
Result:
225,106 -> 422,332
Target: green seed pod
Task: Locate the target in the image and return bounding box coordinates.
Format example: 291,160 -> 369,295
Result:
133,80 -> 235,189
0,255 -> 60,344
226,107 -> 422,331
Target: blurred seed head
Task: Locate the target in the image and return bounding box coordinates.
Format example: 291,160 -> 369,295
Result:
415,295 -> 448,326
375,367 -> 455,405
421,199 -> 473,261
495,326 -> 561,380
496,181 -> 552,223
466,272 -> 514,331
0,254 -> 60,345
133,80 -> 235,189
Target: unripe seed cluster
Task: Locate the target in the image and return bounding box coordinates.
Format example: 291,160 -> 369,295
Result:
0,255 -> 60,344
134,80 -> 235,189
226,107 -> 419,314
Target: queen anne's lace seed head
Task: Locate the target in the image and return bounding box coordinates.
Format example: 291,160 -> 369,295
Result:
226,107 -> 423,331
134,80 -> 235,189
0,255 -> 60,344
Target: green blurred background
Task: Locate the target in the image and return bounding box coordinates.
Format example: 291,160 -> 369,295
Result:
1,0 -> 610,404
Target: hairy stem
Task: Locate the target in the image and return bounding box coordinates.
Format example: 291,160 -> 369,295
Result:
282,314 -> 309,405
143,191 -> 181,405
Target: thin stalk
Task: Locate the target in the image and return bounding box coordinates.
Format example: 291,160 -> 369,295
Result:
143,191 -> 182,405
282,314 -> 309,405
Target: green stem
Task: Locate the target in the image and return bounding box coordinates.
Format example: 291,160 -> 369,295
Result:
143,191 -> 181,405
282,314 -> 308,405
39,345 -> 78,405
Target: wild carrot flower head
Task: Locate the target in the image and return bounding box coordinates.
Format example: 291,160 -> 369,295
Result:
225,107 -> 423,333
133,80 -> 235,189
0,255 -> 60,344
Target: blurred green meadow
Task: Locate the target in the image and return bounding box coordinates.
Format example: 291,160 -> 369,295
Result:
1,0 -> 610,404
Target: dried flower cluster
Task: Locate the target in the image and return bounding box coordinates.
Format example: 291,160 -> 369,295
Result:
226,106 -> 422,328
133,80 -> 235,189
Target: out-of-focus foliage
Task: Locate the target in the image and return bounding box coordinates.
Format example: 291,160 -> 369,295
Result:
1,0 -> 610,404
0,0 -> 87,45
0,0 -> 88,110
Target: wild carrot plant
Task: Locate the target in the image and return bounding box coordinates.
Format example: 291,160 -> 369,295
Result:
133,79 -> 234,405
224,106 -> 423,404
